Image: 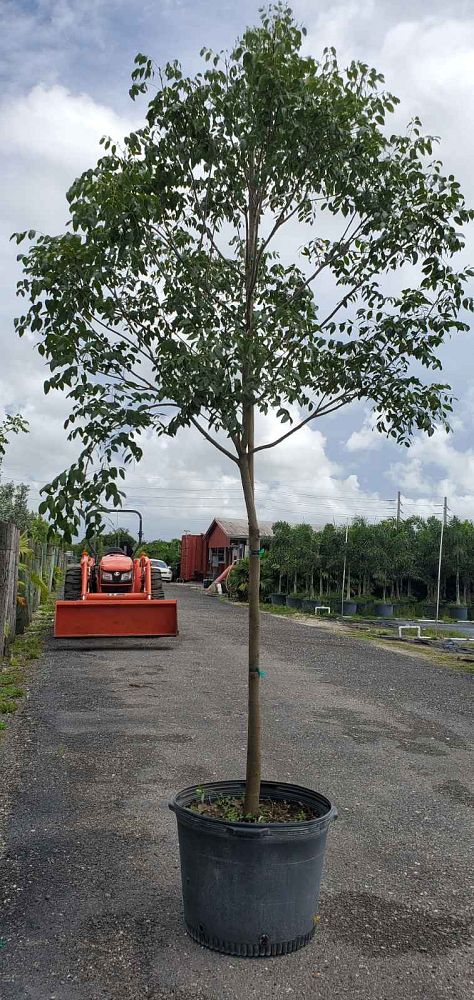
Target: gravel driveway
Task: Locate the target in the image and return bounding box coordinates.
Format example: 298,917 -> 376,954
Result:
0,585 -> 472,999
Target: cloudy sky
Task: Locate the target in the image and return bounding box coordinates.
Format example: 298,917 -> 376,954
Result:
1,0 -> 473,540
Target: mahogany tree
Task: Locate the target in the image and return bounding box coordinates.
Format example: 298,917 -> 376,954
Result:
14,5 -> 473,812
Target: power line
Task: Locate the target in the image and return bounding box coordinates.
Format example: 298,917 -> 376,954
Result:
1,475 -> 398,504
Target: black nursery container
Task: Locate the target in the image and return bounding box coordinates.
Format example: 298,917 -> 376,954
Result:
286,595 -> 302,609
374,602 -> 394,618
169,780 -> 337,957
448,605 -> 468,621
301,598 -> 321,612
342,600 -> 357,615
270,593 -> 287,605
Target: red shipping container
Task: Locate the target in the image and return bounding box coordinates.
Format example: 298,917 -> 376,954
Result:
180,533 -> 207,581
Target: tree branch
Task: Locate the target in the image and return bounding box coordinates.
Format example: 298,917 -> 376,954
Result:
252,395 -> 357,453
189,416 -> 239,462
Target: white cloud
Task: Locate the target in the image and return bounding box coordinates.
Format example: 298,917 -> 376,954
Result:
346,412 -> 384,453
389,420 -> 474,519
107,405 -> 392,537
379,17 -> 474,200
0,84 -> 136,175
0,82 -> 137,518
0,84 -> 137,233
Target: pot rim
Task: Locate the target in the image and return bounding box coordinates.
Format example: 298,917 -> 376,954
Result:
169,779 -> 337,839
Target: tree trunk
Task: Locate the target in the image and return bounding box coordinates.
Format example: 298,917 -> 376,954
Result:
319,569 -> 323,598
456,568 -> 460,605
407,578 -> 412,598
310,568 -> 314,599
239,439 -> 261,817
0,521 -> 20,657
278,571 -> 283,592
293,571 -> 297,594
240,162 -> 262,816
346,565 -> 351,600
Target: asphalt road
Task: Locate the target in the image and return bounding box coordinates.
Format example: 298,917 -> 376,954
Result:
0,585 -> 472,1000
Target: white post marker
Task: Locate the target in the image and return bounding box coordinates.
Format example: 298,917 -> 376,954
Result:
398,625 -> 421,639
435,498 -> 448,621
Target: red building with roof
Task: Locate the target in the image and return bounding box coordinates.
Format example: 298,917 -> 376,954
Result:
180,518 -> 275,581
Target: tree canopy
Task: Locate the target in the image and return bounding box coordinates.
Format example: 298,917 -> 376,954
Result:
13,3 -> 473,541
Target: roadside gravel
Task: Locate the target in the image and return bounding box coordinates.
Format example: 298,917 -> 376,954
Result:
0,585 -> 472,999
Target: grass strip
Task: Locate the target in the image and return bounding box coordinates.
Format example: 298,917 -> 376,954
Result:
0,596 -> 55,730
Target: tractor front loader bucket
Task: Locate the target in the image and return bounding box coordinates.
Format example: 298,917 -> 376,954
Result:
55,594 -> 178,638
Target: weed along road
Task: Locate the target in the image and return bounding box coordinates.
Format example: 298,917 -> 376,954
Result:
0,585 -> 472,1000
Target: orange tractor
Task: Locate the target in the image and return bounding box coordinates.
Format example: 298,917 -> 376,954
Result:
54,510 -> 178,638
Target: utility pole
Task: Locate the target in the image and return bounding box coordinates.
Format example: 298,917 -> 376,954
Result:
436,497 -> 448,622
396,491 -> 401,525
341,523 -> 349,616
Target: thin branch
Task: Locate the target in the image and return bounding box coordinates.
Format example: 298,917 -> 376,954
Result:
189,416 -> 239,463
81,313 -> 158,385
276,217 -> 368,318
319,246 -> 400,329
252,395 -> 356,454
254,187 -> 306,274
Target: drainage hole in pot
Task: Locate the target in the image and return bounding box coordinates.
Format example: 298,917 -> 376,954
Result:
259,934 -> 269,948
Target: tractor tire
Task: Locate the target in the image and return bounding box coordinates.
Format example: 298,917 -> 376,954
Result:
63,565 -> 82,600
151,567 -> 165,600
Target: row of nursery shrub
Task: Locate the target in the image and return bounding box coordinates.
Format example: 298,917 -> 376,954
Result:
226,516 -> 474,609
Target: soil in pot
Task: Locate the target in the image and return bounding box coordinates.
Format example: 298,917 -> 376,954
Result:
170,780 -> 337,958
189,793 -> 315,823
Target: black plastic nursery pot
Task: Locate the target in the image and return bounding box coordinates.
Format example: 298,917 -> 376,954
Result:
270,593 -> 287,605
286,595 -> 303,609
301,598 -> 321,612
448,605 -> 468,621
169,780 -> 336,957
374,602 -> 394,618
342,600 -> 357,615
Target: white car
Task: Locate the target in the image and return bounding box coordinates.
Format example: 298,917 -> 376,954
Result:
150,558 -> 173,582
